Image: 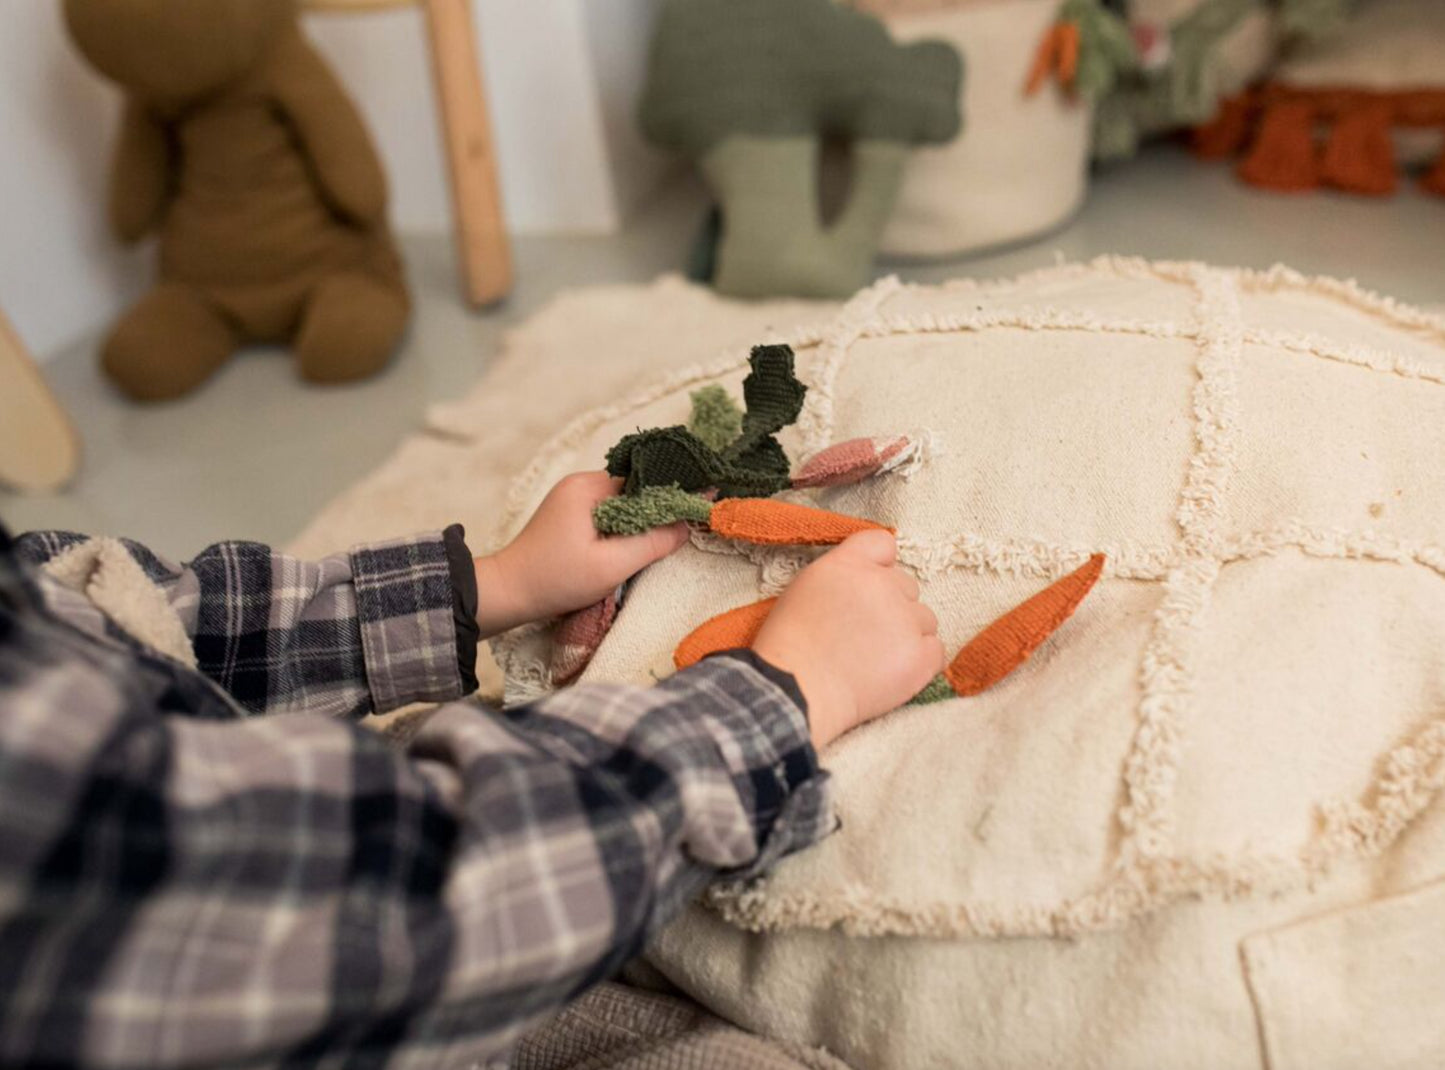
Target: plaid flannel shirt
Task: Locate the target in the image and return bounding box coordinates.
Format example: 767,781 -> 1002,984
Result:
0,522 -> 832,1069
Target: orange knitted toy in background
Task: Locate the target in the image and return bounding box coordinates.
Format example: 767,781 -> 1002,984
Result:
1191,0 -> 1445,199
65,0 -> 410,400
1198,87 -> 1445,198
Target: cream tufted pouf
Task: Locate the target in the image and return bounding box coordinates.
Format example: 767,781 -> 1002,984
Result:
495,259 -> 1445,1070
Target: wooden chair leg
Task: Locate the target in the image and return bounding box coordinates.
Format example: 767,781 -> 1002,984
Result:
0,309 -> 81,494
422,0 -> 513,307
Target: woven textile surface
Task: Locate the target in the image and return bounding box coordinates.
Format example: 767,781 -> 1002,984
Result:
294,261 -> 1445,1069
490,259 -> 1445,1070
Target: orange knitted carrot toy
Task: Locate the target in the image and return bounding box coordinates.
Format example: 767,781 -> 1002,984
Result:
1025,20 -> 1081,96
673,553 -> 1107,699
674,598 -> 779,671
708,498 -> 893,545
945,553 -> 1104,696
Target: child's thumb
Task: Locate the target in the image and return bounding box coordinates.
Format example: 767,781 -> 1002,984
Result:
837,529 -> 898,565
609,521 -> 691,571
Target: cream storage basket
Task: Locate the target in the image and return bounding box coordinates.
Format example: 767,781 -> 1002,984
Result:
495,259 -> 1445,1070
851,0 -> 1094,258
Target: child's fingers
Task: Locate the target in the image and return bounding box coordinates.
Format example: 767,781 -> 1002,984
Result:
647,521 -> 692,558
921,635 -> 947,675
838,529 -> 898,565
893,568 -> 921,601
582,471 -> 625,503
602,521 -> 690,574
558,470 -> 624,503
913,602 -> 939,637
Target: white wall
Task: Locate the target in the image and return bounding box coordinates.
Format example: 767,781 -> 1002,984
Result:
0,0 -> 671,358
578,0 -> 675,219
0,2 -> 149,361
309,0 -> 672,235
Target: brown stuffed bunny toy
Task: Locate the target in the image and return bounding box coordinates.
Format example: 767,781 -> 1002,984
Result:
64,0 -> 411,401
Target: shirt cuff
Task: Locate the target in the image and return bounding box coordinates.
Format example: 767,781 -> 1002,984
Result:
682,649 -> 837,878
350,532 -> 471,713
441,524 -> 481,695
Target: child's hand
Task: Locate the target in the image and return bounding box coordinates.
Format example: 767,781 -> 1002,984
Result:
473,472 -> 690,637
752,531 -> 945,750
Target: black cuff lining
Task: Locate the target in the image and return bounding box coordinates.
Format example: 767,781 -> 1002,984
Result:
442,524 -> 481,695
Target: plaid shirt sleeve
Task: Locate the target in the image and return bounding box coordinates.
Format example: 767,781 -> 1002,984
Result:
13,527 -> 480,719
0,528 -> 834,1068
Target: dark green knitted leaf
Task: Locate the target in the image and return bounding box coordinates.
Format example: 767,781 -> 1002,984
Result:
725,345 -> 808,464
712,463 -> 792,498
597,343 -> 807,532
717,437 -> 790,497
605,427 -> 717,494
604,426 -> 792,499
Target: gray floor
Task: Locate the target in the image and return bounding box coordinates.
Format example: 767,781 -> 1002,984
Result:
4,145 -> 1442,560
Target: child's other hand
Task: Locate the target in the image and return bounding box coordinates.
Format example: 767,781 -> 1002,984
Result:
473,472 -> 690,637
752,531 -> 945,750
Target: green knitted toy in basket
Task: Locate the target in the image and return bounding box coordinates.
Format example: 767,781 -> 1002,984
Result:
1050,0 -> 1357,159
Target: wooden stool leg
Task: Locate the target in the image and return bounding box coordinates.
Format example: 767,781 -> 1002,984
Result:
0,309 -> 81,494
422,0 -> 513,307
